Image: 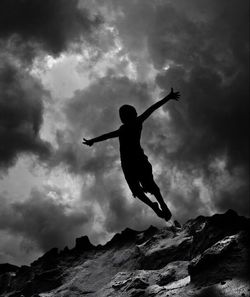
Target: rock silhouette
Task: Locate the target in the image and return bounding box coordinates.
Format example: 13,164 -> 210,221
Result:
0,209 -> 249,296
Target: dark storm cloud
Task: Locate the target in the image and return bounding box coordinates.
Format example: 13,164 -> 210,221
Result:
0,0 -> 103,170
4,0 -> 245,260
52,75 -> 151,174
0,59 -> 52,171
103,189 -> 141,233
215,182 -> 250,217
0,0 -> 102,62
105,0 -> 249,172
67,75 -> 151,134
156,65 -> 249,169
151,0 -> 250,175
0,0 -> 103,265
49,75 -> 165,234
149,0 -> 249,168
83,168 -> 164,234
151,0 -> 249,215
0,187 -> 91,252
58,0 -> 250,230
88,0 -> 249,219
166,189 -> 201,223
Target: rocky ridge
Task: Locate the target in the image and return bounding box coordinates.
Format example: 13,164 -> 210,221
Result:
0,209 -> 249,297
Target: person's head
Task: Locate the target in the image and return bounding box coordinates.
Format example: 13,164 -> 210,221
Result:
119,104 -> 137,124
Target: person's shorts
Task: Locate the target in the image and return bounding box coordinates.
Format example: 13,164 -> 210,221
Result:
121,154 -> 159,197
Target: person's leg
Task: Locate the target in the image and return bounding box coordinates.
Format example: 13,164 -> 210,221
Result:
144,177 -> 172,221
122,165 -> 164,219
153,187 -> 172,221
136,191 -> 165,219
139,157 -> 172,221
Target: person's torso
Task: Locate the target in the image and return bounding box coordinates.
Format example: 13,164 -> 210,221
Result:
119,120 -> 144,162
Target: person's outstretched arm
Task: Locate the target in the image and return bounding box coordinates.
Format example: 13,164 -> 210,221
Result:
82,130 -> 119,146
138,88 -> 180,122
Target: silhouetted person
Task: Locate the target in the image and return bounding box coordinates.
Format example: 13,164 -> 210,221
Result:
83,88 -> 180,221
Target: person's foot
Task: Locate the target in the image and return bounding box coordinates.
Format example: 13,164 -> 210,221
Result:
161,206 -> 172,221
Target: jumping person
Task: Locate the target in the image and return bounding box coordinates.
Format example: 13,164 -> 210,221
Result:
83,88 -> 180,221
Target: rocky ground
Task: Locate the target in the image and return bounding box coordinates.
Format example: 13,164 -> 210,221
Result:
0,209 -> 249,297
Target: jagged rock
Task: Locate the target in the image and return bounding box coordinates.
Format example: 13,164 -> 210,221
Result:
189,231 -> 250,284
0,273 -> 13,294
10,265 -> 33,293
0,263 -> 19,275
59,246 -> 70,257
18,265 -> 32,275
1,210 -> 249,297
101,261 -> 189,297
105,228 -> 141,248
126,277 -> 149,290
138,228 -> 193,269
35,248 -> 58,262
186,209 -> 249,258
74,236 -> 94,252
31,248 -> 59,270
156,261 -> 189,286
0,263 -> 19,294
135,225 -> 158,245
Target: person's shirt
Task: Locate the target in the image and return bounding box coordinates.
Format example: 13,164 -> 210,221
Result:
118,118 -> 144,162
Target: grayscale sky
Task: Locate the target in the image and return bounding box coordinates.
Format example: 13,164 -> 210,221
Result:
0,0 -> 249,265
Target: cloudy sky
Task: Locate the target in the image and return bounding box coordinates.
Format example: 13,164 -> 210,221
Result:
0,0 -> 249,266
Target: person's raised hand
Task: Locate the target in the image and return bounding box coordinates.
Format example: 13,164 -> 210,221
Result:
168,87 -> 180,101
82,138 -> 94,146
